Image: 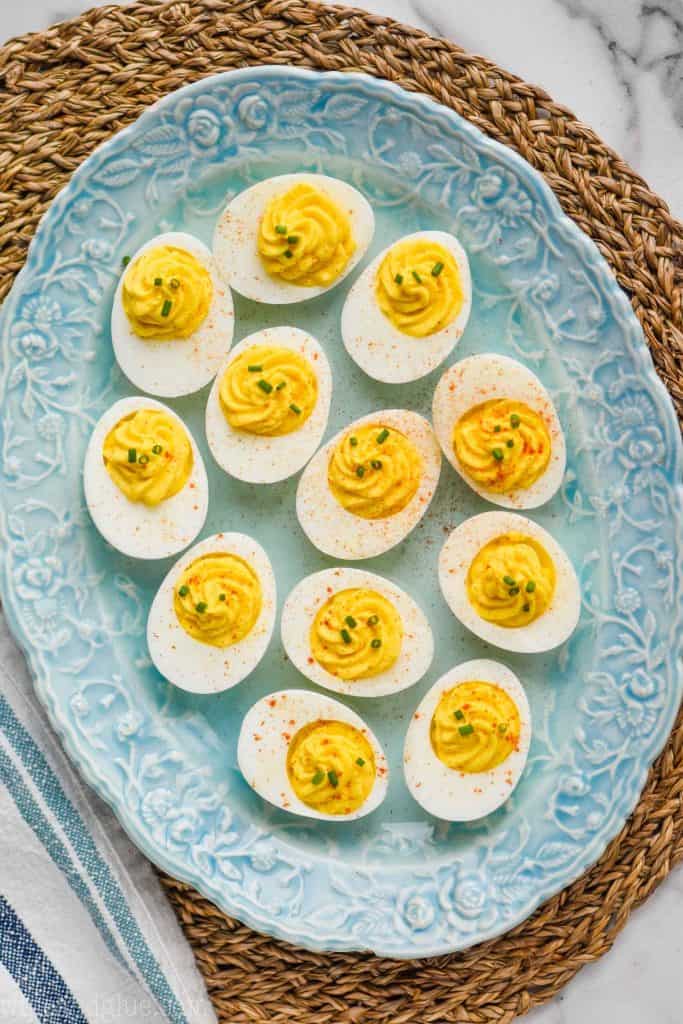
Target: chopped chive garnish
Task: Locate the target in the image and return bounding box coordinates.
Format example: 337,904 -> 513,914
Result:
152,444 -> 163,454
170,278 -> 180,290
312,770 -> 325,785
341,628 -> 352,644
195,602 -> 208,614
454,709 -> 465,721
459,723 -> 474,737
506,439 -> 514,448
377,428 -> 390,444
349,436 -> 358,447
345,615 -> 357,629
276,381 -> 287,390
219,593 -> 226,601
121,255 -> 131,267
509,586 -> 520,596
138,453 -> 149,465
287,235 -> 299,245
499,723 -> 507,734
275,224 -> 288,235
503,576 -> 516,586
327,770 -> 339,788
289,403 -> 302,415
283,249 -> 294,259
371,638 -> 382,649
257,379 -> 273,394
367,615 -> 379,626
412,270 -> 422,283
178,585 -> 189,597
248,364 -> 263,372
494,424 -> 501,433
394,273 -> 404,285
127,448 -> 137,463
492,447 -> 504,461
510,413 -> 521,428
154,277 -> 163,286
356,465 -> 365,478
355,757 -> 365,767
371,459 -> 382,470
522,603 -> 531,612
431,261 -> 444,277
526,580 -> 536,593
161,299 -> 172,317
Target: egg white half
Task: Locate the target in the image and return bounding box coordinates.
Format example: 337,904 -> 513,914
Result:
237,689 -> 389,820
432,353 -> 566,508
83,396 -> 208,560
296,409 -> 441,560
281,567 -> 434,697
111,232 -> 234,397
147,532 -> 276,694
212,173 -> 375,304
438,511 -> 580,654
205,325 -> 332,483
403,659 -> 531,821
341,230 -> 472,384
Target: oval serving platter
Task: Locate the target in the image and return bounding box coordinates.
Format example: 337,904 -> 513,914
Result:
0,66 -> 681,958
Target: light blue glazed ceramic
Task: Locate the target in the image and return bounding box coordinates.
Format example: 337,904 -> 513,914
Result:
0,66 -> 681,958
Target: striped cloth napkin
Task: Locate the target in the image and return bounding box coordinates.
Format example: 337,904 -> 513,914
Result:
0,611 -> 216,1024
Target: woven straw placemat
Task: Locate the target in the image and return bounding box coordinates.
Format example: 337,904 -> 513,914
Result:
1,1 -> 682,1021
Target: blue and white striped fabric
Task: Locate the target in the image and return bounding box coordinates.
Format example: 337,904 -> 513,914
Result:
0,613 -> 216,1024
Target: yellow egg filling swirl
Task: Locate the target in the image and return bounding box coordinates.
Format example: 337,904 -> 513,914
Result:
375,238 -> 463,338
328,424 -> 422,519
257,183 -> 355,286
310,588 -> 403,681
453,399 -> 551,493
467,532 -> 556,627
103,408 -> 193,506
219,344 -> 317,436
287,720 -> 375,815
431,681 -> 521,772
173,552 -> 262,647
122,245 -> 213,339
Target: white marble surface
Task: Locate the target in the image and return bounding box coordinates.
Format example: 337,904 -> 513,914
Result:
3,1 -> 682,1021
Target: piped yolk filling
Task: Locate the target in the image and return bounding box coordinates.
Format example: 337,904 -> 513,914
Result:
310,588 -> 403,680
430,681 -> 521,773
287,719 -> 375,815
453,398 -> 551,493
375,238 -> 462,337
173,552 -> 262,648
466,532 -> 556,628
102,408 -> 192,506
327,423 -> 422,519
122,245 -> 212,340
219,344 -> 317,436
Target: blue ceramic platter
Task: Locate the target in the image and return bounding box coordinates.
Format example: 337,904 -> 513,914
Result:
0,66 -> 681,958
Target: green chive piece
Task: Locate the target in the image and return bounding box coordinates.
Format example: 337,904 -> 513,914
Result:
509,586 -> 520,596
121,255 -> 131,267
289,403 -> 302,415
367,615 -> 379,626
195,602 -> 208,614
412,270 -> 422,283
327,770 -> 339,788
371,459 -> 382,470
492,447 -> 504,461
257,379 -> 273,394
506,439 -> 514,448
219,593 -> 226,601
247,364 -> 263,372
349,436 -> 358,447
154,277 -> 163,286
377,428 -> 390,444
178,585 -> 189,597
138,453 -> 149,465
275,224 -> 288,235
152,444 -> 163,454
522,602 -> 531,612
312,770 -> 325,785
355,757 -> 365,767
454,709 -> 465,721
356,465 -> 365,478
526,580 -> 536,593
371,638 -> 382,649
503,576 -> 516,586
276,381 -> 287,390
283,249 -> 294,259
345,615 -> 357,629
161,299 -> 172,317
394,273 -> 404,285
287,235 -> 299,245
341,628 -> 352,645
127,448 -> 137,463
499,723 -> 507,735
494,424 -> 501,433
510,413 -> 521,428
459,723 -> 474,737
431,261 -> 444,277
170,278 -> 180,290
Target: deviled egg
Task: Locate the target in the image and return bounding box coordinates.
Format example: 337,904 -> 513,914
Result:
111,232 -> 234,397
342,230 -> 471,383
212,173 -> 374,304
296,409 -> 441,559
205,325 -> 332,483
404,659 -> 531,821
438,511 -> 580,654
238,689 -> 388,820
432,353 -> 566,508
147,532 -> 276,693
83,396 -> 207,560
281,567 -> 433,697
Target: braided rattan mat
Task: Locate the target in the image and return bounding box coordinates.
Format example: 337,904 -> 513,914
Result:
1,1 -> 682,1021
